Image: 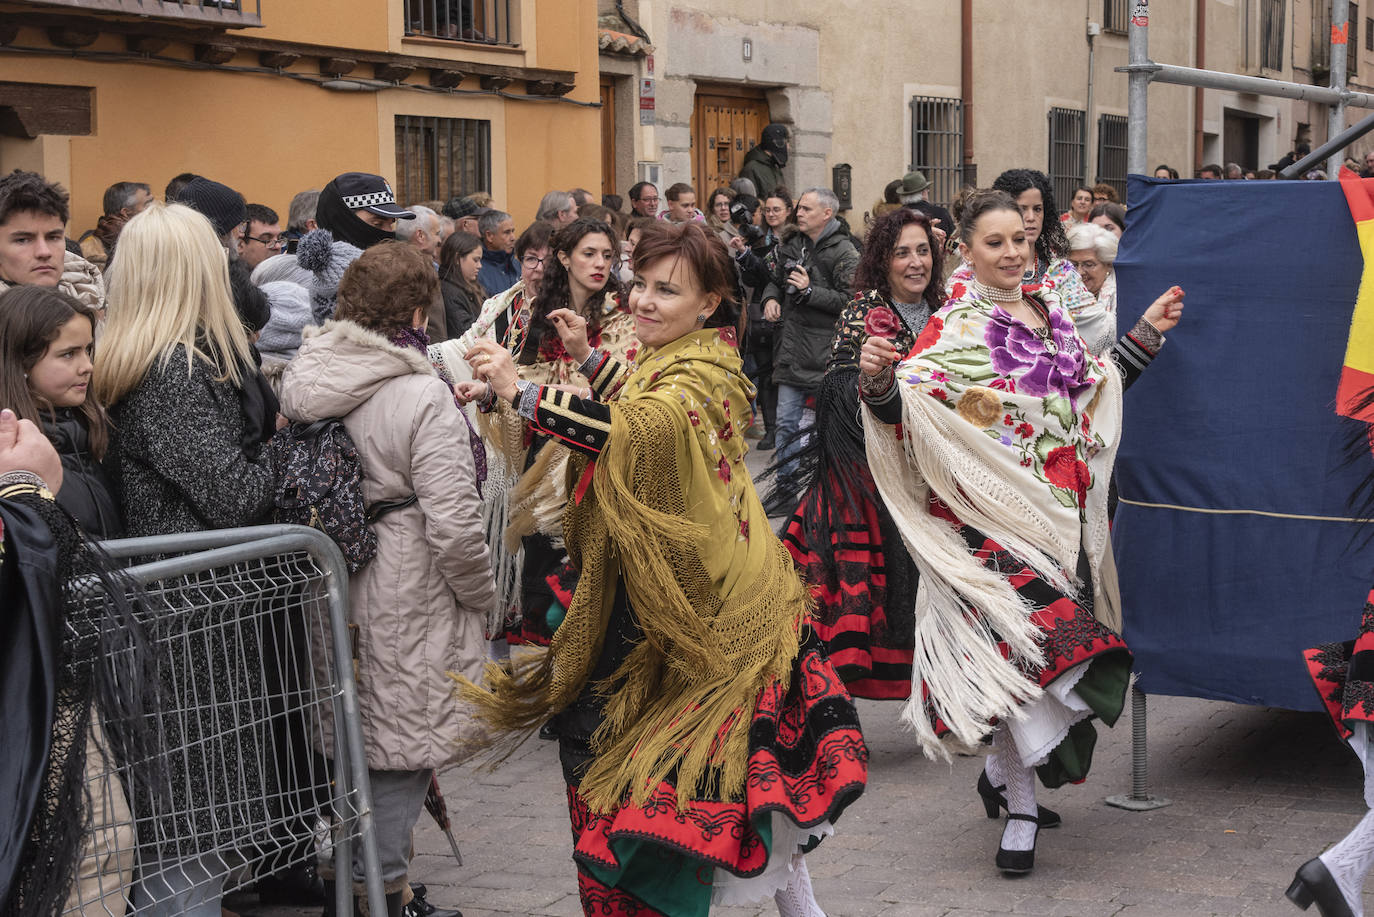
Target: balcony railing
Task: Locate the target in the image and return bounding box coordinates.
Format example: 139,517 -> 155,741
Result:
404,0 -> 516,46
14,0 -> 261,25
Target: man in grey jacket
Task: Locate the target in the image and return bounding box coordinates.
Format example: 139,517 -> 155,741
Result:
760,187 -> 859,502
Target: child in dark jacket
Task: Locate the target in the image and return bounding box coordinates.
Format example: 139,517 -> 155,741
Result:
0,285 -> 122,537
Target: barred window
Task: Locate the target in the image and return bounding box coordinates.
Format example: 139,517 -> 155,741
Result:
1047,107 -> 1086,213
908,95 -> 964,210
1261,0 -> 1286,71
394,116 -> 492,206
1103,0 -> 1129,34
403,0 -> 517,45
1097,114 -> 1128,203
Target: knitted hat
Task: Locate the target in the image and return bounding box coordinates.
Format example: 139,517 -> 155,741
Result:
176,177 -> 247,239
296,228 -> 362,323
251,251 -> 313,287
256,280 -> 311,359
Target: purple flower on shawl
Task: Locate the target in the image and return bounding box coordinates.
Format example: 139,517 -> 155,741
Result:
984,306 -> 1091,406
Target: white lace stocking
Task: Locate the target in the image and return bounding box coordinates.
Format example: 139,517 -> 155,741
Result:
995,729 -> 1038,851
1321,809 -> 1374,917
773,854 -> 825,917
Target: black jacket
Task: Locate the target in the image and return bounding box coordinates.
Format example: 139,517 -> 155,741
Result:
42,410 -> 122,539
739,147 -> 785,200
440,277 -> 482,340
760,222 -> 860,390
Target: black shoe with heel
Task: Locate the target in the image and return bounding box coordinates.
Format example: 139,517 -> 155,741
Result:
1285,857 -> 1355,916
977,771 -> 1062,829
995,812 -> 1040,875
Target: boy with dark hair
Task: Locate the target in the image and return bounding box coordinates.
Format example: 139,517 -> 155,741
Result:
0,170 -> 103,312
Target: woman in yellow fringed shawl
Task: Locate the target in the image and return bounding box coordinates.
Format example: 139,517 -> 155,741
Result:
459,222 -> 867,917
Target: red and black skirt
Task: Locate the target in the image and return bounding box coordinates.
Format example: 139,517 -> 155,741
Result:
1304,588 -> 1374,740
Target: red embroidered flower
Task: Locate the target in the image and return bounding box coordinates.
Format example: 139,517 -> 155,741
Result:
1003,414 -> 1014,427
950,282 -> 967,300
894,423 -> 905,441
719,424 -> 734,441
863,305 -> 901,339
931,388 -> 948,401
989,377 -> 1018,394
687,410 -> 701,426
626,346 -> 638,363
739,518 -> 750,539
911,315 -> 944,354
1016,422 -> 1035,439
720,327 -> 739,347
717,457 -> 732,483
1043,445 -> 1091,507
1020,456 -> 1033,467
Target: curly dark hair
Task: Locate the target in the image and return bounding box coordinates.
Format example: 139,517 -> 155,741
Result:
853,209 -> 945,313
0,169 -> 69,227
991,168 -> 1068,263
334,241 -> 440,338
526,218 -> 622,351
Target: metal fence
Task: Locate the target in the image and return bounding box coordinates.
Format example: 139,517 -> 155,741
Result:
908,95 -> 965,210
60,525 -> 383,917
1047,107 -> 1086,213
1097,113 -> 1129,203
403,0 -> 516,45
395,115 -> 493,208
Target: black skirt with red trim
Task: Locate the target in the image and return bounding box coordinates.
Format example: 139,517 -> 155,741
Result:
555,587 -> 867,916
1304,588 -> 1374,740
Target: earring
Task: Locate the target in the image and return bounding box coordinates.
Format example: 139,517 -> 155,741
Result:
696,314 -> 707,324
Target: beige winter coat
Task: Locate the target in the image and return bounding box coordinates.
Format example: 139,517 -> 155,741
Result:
280,319 -> 496,771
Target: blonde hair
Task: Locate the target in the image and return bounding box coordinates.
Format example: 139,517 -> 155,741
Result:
94,202 -> 254,405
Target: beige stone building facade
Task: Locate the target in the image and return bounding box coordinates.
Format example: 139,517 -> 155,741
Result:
598,0 -> 1366,217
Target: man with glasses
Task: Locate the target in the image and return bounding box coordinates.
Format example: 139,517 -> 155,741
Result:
237,203 -> 284,271
628,181 -> 660,218
476,209 -> 520,295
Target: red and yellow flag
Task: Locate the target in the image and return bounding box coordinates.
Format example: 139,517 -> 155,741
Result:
1338,167 -> 1374,421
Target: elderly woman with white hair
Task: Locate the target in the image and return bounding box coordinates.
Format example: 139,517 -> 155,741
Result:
1064,221 -> 1120,356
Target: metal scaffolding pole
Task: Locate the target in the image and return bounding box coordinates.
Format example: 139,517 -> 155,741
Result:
1330,0 -> 1351,178
1127,1 -> 1149,175
1120,62 -> 1374,110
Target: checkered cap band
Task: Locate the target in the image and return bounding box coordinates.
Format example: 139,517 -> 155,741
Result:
342,190 -> 397,210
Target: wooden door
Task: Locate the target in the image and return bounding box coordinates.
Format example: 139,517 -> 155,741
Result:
691,87 -> 770,198
600,78 -> 616,197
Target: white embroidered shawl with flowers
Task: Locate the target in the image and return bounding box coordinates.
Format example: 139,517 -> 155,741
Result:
862,282 -> 1124,758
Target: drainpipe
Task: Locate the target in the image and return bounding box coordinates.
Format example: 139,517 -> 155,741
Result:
1194,0 -> 1206,173
961,0 -> 975,186
1087,16 -> 1099,182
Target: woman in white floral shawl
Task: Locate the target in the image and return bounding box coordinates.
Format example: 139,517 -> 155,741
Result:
859,190 -> 1184,875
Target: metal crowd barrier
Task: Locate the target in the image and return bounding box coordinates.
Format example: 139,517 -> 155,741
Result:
60,525 -> 384,917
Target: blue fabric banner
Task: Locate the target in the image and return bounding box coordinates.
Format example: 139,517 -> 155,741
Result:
1113,175 -> 1374,709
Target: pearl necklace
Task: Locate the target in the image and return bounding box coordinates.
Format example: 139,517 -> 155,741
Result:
971,279 -> 1023,303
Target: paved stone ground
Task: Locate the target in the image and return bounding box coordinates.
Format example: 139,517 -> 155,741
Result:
236,445 -> 1374,917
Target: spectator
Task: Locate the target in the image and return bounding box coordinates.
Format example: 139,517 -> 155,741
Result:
1276,142 -> 1312,174
1199,163 -> 1224,180
398,205 -> 443,266
284,189 -> 320,251
280,242 -> 492,917
601,192 -> 624,213
0,285 -> 120,536
175,176 -> 247,251
476,209 -> 520,294
619,214 -> 655,283
0,170 -> 105,314
437,214 -> 455,247
237,203 -> 284,271
537,190 -> 577,225
79,180 -> 152,269
438,230 -> 487,339
662,182 -> 701,223
897,170 -> 955,236
1064,221 -> 1121,355
730,176 -> 758,198
443,196 -> 485,236
760,187 -> 859,501
569,187 -> 594,209
627,181 -> 660,217
739,123 -> 790,200
94,202 -> 278,917
162,171 -> 200,203
705,187 -> 737,244
255,279 -> 312,391
883,178 -> 903,204
1090,201 -> 1126,238
1062,185 -> 1093,224
1256,168 -> 1277,180
1153,164 -> 1180,179
1224,162 -> 1245,180
1091,182 -> 1119,203
727,193 -> 780,448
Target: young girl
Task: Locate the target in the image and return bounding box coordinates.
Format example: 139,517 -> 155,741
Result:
438,230 -> 488,339
0,284 -> 121,537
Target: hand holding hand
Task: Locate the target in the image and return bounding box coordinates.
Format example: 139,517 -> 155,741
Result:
859,335 -> 899,379
454,380 -> 491,405
763,299 -> 782,322
548,308 -> 592,362
1143,285 -> 1186,333
0,408 -> 62,492
466,341 -> 519,402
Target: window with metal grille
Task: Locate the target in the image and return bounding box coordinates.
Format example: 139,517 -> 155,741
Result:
1260,0 -> 1285,71
403,0 -> 517,45
1103,0 -> 1129,34
394,116 -> 492,207
909,96 -> 965,210
1047,107 -> 1086,212
1367,16 -> 1373,52
1097,114 -> 1129,203
1355,3 -> 1362,54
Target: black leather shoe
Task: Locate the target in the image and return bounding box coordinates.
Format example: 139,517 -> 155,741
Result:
405,883 -> 462,917
995,812 -> 1040,875
1286,857 -> 1356,916
257,862 -> 327,906
757,435 -> 776,451
976,771 -> 1061,829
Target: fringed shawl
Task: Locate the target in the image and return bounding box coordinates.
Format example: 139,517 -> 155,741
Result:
862,284 -> 1123,759
461,328 -> 809,813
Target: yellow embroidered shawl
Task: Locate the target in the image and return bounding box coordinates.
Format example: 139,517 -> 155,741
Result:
461,328 -> 809,812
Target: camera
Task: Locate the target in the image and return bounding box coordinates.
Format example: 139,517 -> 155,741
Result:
729,200 -> 764,244
783,256 -> 807,297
